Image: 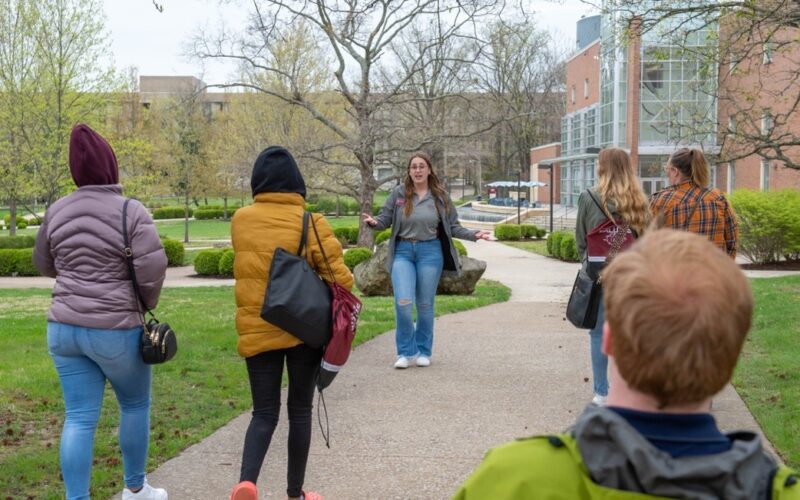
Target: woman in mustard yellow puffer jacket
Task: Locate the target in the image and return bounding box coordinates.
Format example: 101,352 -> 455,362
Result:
229,146 -> 353,500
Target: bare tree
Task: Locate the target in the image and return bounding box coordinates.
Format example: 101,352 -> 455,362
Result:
193,0 -> 509,246
590,0 -> 800,169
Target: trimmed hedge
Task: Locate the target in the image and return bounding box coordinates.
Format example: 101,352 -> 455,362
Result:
495,224 -> 522,241
344,247 -> 373,270
453,239 -> 468,257
0,248 -> 40,276
194,208 -> 237,220
375,229 -> 392,245
218,249 -> 235,276
547,231 -> 565,256
333,226 -> 359,245
730,189 -> 800,263
520,224 -> 538,239
535,228 -> 547,239
153,206 -> 193,219
162,239 -> 185,266
559,233 -> 580,262
0,235 -> 36,248
194,249 -> 224,276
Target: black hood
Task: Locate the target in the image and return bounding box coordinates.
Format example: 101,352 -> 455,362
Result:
250,146 -> 306,198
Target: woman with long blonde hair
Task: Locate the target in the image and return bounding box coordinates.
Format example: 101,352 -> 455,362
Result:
575,148 -> 649,405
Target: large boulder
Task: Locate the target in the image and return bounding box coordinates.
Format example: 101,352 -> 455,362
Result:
353,242 -> 486,296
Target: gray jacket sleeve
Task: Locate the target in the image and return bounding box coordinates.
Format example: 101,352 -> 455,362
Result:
33,214 -> 56,278
372,187 -> 399,231
130,201 -> 167,310
444,197 -> 477,241
575,191 -> 590,259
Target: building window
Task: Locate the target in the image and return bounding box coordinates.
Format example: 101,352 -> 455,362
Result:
710,164 -> 717,189
571,85 -> 576,104
763,42 -> 774,64
727,162 -> 736,193
584,78 -> 589,99
585,107 -> 597,147
760,159 -> 770,191
572,114 -> 582,151
762,111 -> 772,135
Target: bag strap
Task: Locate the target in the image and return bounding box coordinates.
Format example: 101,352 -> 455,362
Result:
308,212 -> 337,284
122,199 -> 156,323
296,211 -> 309,256
586,190 -> 617,227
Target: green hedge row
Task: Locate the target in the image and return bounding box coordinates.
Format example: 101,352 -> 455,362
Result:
495,224 -> 546,241
333,226 -> 360,245
729,189 -> 800,264
547,231 -> 580,262
0,235 -> 36,248
0,248 -> 40,276
152,206 -> 193,219
194,249 -> 234,276
194,208 -> 238,220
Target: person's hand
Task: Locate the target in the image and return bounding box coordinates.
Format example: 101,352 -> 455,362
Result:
475,230 -> 493,241
362,213 -> 378,227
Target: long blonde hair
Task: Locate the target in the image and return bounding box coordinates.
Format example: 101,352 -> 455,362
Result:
669,148 -> 710,188
403,151 -> 448,217
596,148 -> 650,235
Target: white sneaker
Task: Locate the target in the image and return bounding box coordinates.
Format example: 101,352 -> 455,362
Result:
591,394 -> 607,406
393,357 -> 410,369
416,355 -> 431,367
122,482 -> 168,500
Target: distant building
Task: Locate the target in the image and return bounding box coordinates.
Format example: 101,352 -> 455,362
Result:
139,76 -> 230,116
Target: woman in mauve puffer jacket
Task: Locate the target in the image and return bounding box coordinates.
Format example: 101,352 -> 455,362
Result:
33,124 -> 168,500
229,146 -> 353,500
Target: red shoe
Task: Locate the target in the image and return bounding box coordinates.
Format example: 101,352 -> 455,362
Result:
302,492 -> 323,500
231,481 -> 258,500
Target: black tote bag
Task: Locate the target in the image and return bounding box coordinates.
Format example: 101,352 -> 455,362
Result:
260,212 -> 332,348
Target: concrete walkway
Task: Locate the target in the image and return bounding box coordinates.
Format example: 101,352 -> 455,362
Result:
103,240 -> 781,500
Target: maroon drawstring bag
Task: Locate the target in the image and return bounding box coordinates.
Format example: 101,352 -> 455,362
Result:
308,215 -> 362,448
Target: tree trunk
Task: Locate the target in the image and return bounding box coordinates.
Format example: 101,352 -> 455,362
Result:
356,171 -> 378,249
223,196 -> 229,219
9,199 -> 17,237
184,190 -> 190,244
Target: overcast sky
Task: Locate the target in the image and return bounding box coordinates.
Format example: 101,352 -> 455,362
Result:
103,0 -> 599,85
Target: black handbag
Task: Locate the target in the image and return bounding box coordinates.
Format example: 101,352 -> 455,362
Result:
260,212 -> 332,349
123,199 -> 178,364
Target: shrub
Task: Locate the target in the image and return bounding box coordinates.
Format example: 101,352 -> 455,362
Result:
3,214 -> 25,226
12,249 -> 39,276
0,235 -> 36,249
194,208 -> 223,220
372,203 -> 381,216
520,224 -> 538,239
333,227 -> 351,245
535,228 -> 547,239
344,247 -> 373,270
305,203 -> 318,213
153,206 -> 192,219
559,233 -> 580,262
0,249 -> 15,275
453,239 -> 468,257
162,239 -> 185,267
495,224 -> 522,241
194,249 -> 224,276
315,198 -> 337,214
347,227 -> 359,244
17,221 -> 27,230
217,249 -> 235,276
547,231 -> 564,256
730,189 -> 800,263
375,229 -> 392,245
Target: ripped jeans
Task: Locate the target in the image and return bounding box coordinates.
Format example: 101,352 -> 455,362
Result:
391,239 -> 444,358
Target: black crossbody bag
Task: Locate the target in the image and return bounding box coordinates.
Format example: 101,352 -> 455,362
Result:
123,199 -> 177,364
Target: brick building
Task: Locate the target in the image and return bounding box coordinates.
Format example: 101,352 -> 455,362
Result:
533,8 -> 800,207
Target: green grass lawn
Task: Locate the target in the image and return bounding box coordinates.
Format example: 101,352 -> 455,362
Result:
155,216 -> 361,242
733,275 -> 800,468
500,240 -> 549,256
0,280 -> 509,499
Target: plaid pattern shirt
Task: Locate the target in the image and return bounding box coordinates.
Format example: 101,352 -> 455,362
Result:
650,181 -> 739,258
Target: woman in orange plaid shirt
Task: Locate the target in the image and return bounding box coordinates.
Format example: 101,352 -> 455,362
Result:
650,148 -> 738,258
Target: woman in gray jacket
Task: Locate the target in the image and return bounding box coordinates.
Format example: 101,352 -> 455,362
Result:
34,124 -> 168,500
363,152 -> 490,369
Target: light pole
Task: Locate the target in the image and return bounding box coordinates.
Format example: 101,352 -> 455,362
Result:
517,170 -> 521,225
537,163 -> 554,234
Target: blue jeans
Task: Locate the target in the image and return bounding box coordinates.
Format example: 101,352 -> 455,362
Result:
391,239 -> 444,358
589,293 -> 609,397
47,322 -> 152,499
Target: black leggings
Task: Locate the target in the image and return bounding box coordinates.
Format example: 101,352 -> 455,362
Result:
240,344 -> 321,497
